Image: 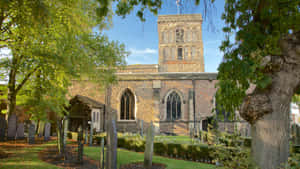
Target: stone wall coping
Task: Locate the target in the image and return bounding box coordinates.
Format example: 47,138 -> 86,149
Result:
158,14 -> 203,23
116,72 -> 217,81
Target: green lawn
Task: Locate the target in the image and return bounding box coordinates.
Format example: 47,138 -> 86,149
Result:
84,146 -> 215,169
0,140 -> 215,169
0,141 -> 61,169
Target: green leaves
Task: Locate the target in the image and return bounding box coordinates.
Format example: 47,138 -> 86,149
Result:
216,0 -> 299,113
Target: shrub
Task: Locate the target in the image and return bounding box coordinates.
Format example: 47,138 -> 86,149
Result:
67,132 -> 78,140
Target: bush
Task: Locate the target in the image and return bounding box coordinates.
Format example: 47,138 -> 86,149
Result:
67,132 -> 78,140
242,137 -> 252,147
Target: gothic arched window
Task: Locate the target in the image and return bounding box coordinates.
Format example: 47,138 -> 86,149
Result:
120,89 -> 135,120
166,91 -> 182,120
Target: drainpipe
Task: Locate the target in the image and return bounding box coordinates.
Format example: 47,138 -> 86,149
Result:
192,79 -> 196,136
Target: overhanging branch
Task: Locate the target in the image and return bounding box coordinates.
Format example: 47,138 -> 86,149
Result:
15,66 -> 39,93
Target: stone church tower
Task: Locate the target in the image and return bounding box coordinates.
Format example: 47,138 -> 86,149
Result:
157,14 -> 204,72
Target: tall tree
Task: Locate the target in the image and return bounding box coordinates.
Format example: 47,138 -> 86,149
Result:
0,0 -> 124,137
216,0 -> 300,168
0,0 -> 161,138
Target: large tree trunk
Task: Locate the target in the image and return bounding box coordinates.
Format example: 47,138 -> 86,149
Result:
241,32 -> 300,169
251,94 -> 290,168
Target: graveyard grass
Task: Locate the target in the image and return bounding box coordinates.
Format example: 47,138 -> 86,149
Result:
0,141 -> 60,169
84,146 -> 215,169
0,140 -> 215,169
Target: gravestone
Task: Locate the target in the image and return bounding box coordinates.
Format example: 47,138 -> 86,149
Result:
16,123 -> 25,139
77,126 -> 83,164
28,123 -> 35,144
7,114 -> 17,140
144,122 -> 154,169
140,120 -> 144,137
106,119 -> 117,169
100,137 -> 105,169
38,121 -> 45,137
0,116 -> 6,141
44,122 -> 51,141
89,122 -> 93,146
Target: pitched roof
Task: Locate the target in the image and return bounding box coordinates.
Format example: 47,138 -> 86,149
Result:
70,95 -> 104,109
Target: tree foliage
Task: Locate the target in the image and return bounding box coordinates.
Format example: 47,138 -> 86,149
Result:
216,0 -> 300,113
0,0 -> 163,119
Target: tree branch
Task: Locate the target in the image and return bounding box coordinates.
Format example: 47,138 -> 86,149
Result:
15,66 -> 39,93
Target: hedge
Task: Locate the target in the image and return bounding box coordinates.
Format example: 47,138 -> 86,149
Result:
68,132 -> 254,163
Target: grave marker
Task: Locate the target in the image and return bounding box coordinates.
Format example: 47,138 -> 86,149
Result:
28,123 -> 35,144
7,114 -> 17,140
144,122 -> 154,169
0,116 -> 6,141
44,122 -> 51,141
16,123 -> 24,139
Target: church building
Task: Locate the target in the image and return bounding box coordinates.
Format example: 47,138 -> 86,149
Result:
69,14 -> 218,135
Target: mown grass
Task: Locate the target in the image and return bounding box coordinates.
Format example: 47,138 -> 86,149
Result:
84,146 -> 215,169
0,139 -> 215,169
0,141 -> 61,169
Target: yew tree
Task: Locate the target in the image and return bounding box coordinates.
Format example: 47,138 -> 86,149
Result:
216,0 -> 300,168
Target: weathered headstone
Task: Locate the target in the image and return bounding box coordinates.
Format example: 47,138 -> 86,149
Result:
106,119 -> 117,169
89,122 -> 94,146
144,122 -> 154,169
7,114 -> 17,140
28,123 -> 35,144
44,122 -> 51,141
0,116 -> 6,141
38,121 -> 45,137
77,126 -> 83,164
16,123 -> 25,139
140,120 -> 144,137
100,137 -> 105,169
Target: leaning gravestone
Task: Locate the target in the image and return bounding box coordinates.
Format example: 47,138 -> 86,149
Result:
0,116 -> 6,141
144,122 -> 154,169
106,119 -> 117,169
16,123 -> 25,139
28,123 -> 35,144
7,114 -> 17,140
44,122 -> 51,141
89,122 -> 93,146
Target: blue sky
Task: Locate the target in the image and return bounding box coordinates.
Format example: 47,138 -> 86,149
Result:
102,0 -> 226,72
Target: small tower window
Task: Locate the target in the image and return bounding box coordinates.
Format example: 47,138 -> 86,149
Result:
177,47 -> 183,60
176,29 -> 184,43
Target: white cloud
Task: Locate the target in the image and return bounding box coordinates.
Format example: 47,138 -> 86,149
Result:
129,48 -> 157,55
